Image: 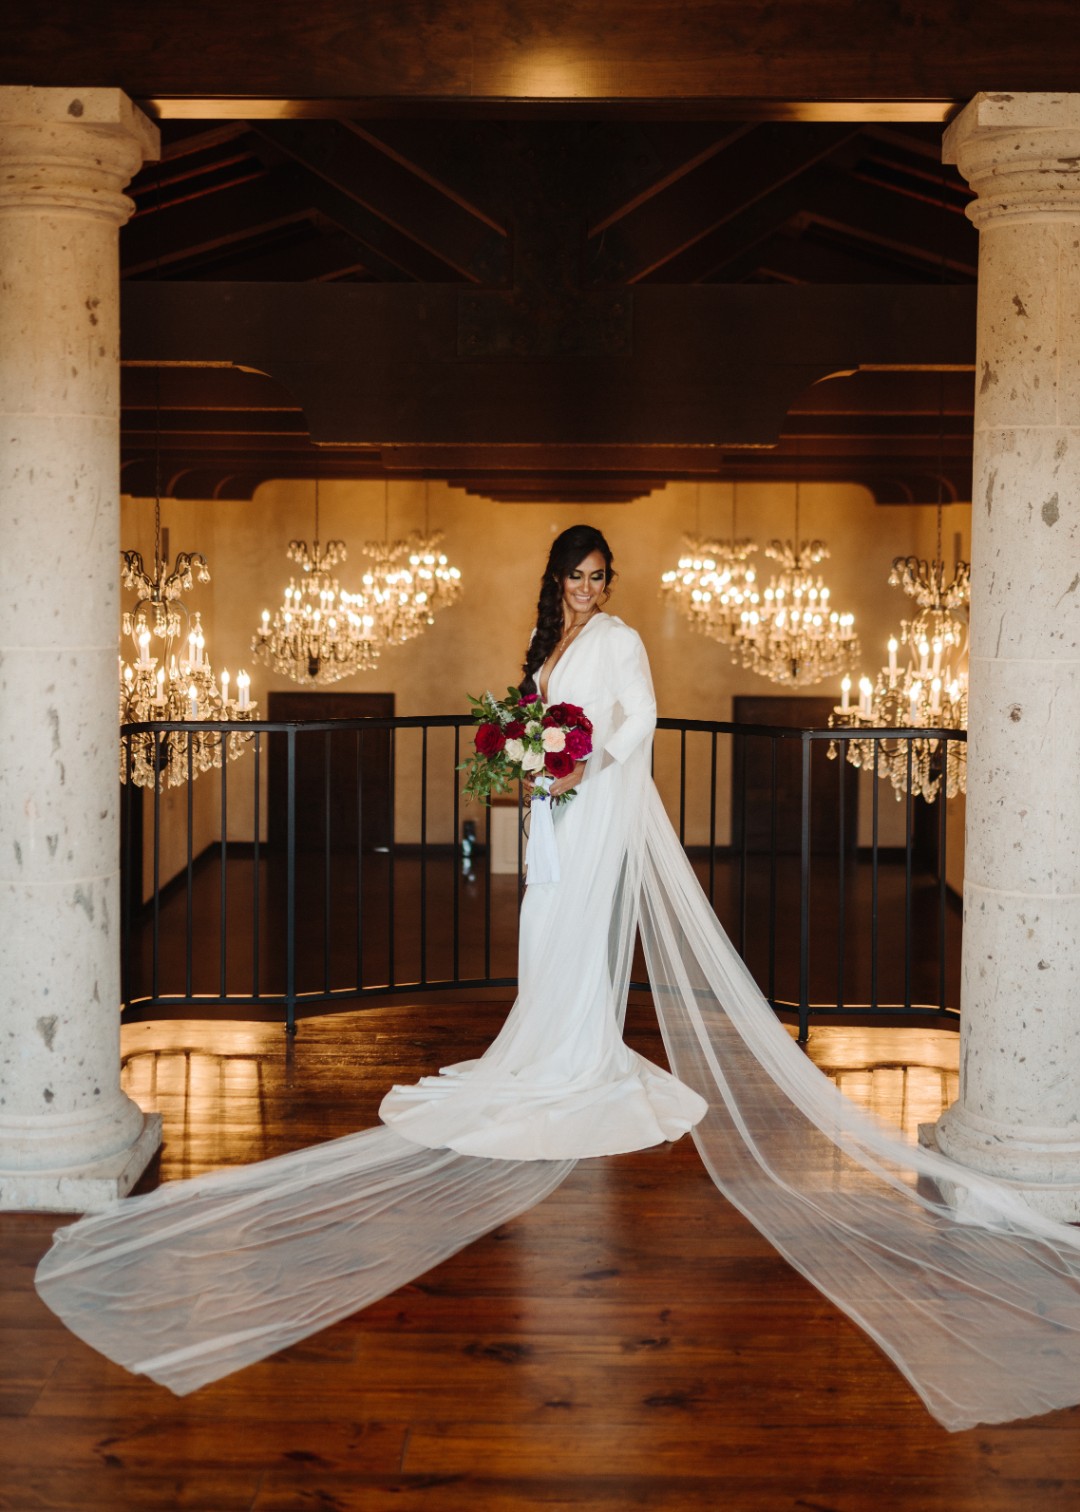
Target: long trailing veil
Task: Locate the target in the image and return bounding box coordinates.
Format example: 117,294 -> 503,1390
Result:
35,622 -> 1080,1429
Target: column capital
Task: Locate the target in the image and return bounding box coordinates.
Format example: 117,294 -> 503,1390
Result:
0,86 -> 159,224
945,91 -> 1080,229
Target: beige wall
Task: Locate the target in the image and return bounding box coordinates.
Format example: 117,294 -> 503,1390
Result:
121,476 -> 971,866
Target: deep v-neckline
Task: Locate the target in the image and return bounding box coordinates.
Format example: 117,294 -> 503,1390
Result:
539,612 -> 602,703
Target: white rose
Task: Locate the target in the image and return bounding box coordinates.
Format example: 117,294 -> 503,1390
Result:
504,737 -> 525,764
521,746 -> 545,773
526,720 -> 542,738
542,726 -> 566,752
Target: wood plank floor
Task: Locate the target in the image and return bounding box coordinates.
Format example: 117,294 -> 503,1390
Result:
3,1000 -> 1078,1512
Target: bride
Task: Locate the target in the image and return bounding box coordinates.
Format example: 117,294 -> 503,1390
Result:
34,526 -> 1080,1430
379,524 -> 708,1160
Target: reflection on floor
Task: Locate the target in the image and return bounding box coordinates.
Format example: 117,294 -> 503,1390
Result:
119,1004 -> 961,1181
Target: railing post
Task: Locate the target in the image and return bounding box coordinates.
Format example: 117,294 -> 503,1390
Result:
798,731 -> 811,1043
285,725 -> 297,1035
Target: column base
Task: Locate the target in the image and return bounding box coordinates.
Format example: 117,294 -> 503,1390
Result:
0,1112 -> 162,1213
920,1109 -> 1080,1222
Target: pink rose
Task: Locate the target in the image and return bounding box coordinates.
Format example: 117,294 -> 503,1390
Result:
565,727 -> 592,759
541,726 -> 566,752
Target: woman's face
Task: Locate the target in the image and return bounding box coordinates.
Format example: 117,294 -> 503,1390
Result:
561,549 -> 608,622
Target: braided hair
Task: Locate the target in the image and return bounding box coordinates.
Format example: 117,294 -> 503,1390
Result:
520,525 -> 615,695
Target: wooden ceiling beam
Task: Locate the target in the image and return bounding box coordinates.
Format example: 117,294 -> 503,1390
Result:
252,121 -> 508,285
120,170 -> 313,275
120,281 -> 977,450
118,443 -> 972,505
589,124 -> 860,285
2,3 -> 1073,114
738,230 -> 927,286
587,123 -> 755,234
639,164 -> 838,284
791,372 -> 974,415
120,368 -> 303,410
298,173 -> 471,283
806,173 -> 978,276
122,410 -> 309,437
180,229 -> 373,283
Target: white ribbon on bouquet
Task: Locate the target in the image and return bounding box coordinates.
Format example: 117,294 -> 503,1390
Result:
526,774 -> 560,884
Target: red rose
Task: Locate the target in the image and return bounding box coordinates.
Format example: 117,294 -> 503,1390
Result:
564,727 -> 592,759
475,722 -> 506,757
504,719 -> 525,738
545,749 -> 574,778
545,702 -> 591,733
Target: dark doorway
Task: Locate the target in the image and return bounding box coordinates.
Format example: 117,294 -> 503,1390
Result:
267,691 -> 394,853
732,694 -> 857,855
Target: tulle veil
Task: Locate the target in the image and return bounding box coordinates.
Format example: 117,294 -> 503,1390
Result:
35,726 -> 1080,1430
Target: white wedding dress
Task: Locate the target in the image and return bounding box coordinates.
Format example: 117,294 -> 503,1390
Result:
379,613 -> 707,1160
34,613 -> 1080,1429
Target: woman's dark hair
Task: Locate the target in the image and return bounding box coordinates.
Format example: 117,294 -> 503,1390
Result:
520,525 -> 615,694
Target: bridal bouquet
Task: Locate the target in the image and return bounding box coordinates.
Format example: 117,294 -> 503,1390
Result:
460,688 -> 593,882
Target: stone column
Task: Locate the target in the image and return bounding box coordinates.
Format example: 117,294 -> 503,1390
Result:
0,89 -> 162,1210
929,94 -> 1080,1218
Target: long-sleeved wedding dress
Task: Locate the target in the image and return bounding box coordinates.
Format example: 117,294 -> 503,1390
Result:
34,614 -> 1080,1429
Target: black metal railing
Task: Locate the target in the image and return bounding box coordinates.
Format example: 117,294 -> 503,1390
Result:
120,717 -> 966,1038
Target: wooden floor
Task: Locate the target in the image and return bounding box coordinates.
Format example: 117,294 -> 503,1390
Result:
3,1000 -> 1078,1512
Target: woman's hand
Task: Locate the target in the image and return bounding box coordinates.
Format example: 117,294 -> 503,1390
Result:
548,760 -> 586,800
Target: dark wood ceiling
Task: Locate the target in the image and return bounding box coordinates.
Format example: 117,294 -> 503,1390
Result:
17,0 -> 1056,504
118,118 -> 977,503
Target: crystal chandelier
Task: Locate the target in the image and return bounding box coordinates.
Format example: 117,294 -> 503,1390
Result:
402,529 -> 464,621
660,484 -> 759,651
829,539 -> 970,803
740,512 -> 860,687
119,521 -> 256,791
253,478 -> 380,683
359,484 -> 464,649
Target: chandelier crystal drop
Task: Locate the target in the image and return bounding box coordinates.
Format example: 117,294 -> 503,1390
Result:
829,544 -> 971,804
740,537 -> 860,687
119,545 -> 256,791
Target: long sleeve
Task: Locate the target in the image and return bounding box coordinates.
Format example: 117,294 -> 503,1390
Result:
602,627 -> 657,764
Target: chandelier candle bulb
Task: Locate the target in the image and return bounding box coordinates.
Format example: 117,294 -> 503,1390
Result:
859,677 -> 873,717
888,637 -> 898,685
138,629 -> 152,667
919,640 -> 930,676
932,639 -> 943,678
841,674 -> 851,711
187,684 -> 198,720
154,667 -> 166,706
237,672 -> 251,712
931,677 -> 942,715
220,670 -> 230,707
